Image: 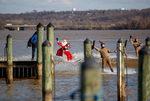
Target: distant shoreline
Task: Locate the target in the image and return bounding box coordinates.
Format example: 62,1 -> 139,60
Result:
1,27 -> 150,31
1,8 -> 150,31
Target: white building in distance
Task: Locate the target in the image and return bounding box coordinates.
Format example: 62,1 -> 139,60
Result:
72,8 -> 76,16
119,8 -> 125,11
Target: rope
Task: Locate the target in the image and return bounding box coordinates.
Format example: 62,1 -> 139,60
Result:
51,58 -> 56,101
123,45 -> 128,101
126,50 -> 135,52
117,46 -> 124,56
125,53 -> 128,101
123,46 -> 128,88
54,63 -> 56,101
117,44 -> 128,86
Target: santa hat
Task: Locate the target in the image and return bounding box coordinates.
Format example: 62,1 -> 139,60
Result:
135,36 -> 137,40
64,38 -> 66,41
99,41 -> 105,46
62,38 -> 67,46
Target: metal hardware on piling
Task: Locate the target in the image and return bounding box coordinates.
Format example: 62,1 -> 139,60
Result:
84,38 -> 92,61
37,23 -> 44,79
6,34 -> 13,84
117,38 -> 125,101
81,56 -> 102,101
47,23 -> 54,74
138,37 -> 150,101
42,40 -> 52,101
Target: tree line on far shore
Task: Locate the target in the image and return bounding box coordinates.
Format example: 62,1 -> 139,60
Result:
0,8 -> 150,30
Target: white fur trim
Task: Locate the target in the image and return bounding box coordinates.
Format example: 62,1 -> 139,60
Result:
62,40 -> 67,46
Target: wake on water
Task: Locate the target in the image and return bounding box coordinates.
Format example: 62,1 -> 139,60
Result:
53,53 -> 137,75
0,52 -> 137,75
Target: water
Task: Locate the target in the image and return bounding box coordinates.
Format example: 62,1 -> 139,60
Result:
0,30 -> 149,60
0,30 -> 150,100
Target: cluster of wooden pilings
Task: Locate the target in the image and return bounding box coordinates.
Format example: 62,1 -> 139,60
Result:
1,23 -> 54,101
1,22 -> 150,101
80,37 -> 150,101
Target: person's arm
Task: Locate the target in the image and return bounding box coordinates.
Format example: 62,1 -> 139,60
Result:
107,48 -> 116,53
129,35 -> 134,44
66,43 -> 71,47
138,42 -> 143,47
57,41 -> 62,46
30,35 -> 35,43
94,46 -> 100,51
34,35 -> 37,44
56,38 -> 62,46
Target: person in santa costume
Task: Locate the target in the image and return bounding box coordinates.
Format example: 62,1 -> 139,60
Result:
56,38 -> 72,61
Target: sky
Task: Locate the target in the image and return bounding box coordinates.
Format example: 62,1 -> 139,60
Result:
0,0 -> 150,14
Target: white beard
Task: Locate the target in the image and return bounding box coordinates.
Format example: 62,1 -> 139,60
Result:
62,41 -> 67,46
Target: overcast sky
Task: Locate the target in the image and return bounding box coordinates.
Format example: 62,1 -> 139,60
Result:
0,0 -> 150,14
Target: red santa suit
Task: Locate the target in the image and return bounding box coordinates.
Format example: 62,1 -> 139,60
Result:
56,39 -> 72,61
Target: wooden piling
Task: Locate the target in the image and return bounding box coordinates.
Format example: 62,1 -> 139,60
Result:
47,23 -> 54,74
138,37 -> 150,101
42,40 -> 52,101
81,56 -> 102,101
84,38 -> 92,61
37,23 -> 44,79
117,38 -> 125,101
6,34 -> 13,84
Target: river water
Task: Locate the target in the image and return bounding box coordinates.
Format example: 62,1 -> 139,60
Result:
0,30 -> 149,101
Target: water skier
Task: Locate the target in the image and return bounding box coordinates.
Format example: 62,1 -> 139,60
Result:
56,38 -> 72,61
93,41 -> 116,72
129,35 -> 143,57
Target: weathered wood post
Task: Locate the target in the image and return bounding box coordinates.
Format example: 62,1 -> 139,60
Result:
37,23 -> 44,79
117,38 -> 125,101
6,34 -> 13,84
81,56 -> 102,101
42,40 -> 52,101
47,23 -> 54,74
84,38 -> 92,61
138,37 -> 150,101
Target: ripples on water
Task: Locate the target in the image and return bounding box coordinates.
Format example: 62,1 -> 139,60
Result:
0,30 -> 149,100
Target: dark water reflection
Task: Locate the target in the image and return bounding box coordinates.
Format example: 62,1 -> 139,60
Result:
0,71 -> 138,101
0,79 -> 42,100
